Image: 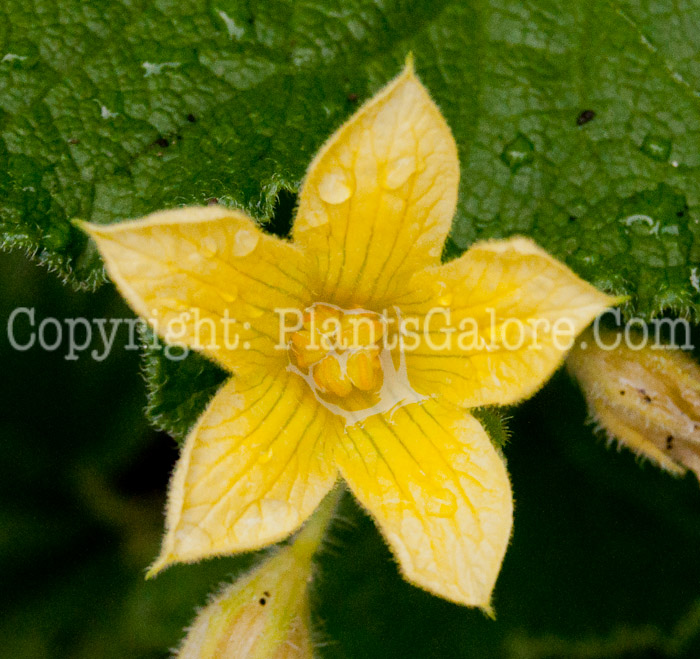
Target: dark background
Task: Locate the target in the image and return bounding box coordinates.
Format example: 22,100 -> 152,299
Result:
2,246 -> 700,658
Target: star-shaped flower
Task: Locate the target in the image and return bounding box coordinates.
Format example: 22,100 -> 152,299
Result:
80,59 -> 617,609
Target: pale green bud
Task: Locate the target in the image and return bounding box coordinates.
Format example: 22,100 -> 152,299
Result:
567,327 -> 700,480
177,491 -> 339,658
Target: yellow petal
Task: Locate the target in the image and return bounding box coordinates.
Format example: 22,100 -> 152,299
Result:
293,58 -> 459,309
78,207 -> 312,375
401,237 -> 621,407
149,371 -> 341,573
335,400 -> 512,609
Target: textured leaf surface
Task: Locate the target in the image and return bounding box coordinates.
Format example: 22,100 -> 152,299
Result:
2,0 -> 700,318
141,329 -> 227,444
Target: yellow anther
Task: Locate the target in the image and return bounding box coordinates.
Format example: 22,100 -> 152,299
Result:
312,355 -> 353,397
347,349 -> 382,391
290,330 -> 326,369
303,303 -> 341,336
291,304 -> 388,399
340,315 -> 385,350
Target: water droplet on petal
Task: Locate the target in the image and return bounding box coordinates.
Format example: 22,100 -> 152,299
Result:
245,304 -> 264,318
640,134 -> 672,162
432,281 -> 448,298
259,447 -> 273,463
426,489 -> 457,517
384,155 -> 416,189
438,293 -> 453,307
318,169 -> 352,204
201,236 -> 218,257
500,133 -> 534,172
233,228 -> 259,257
160,297 -> 189,312
220,287 -> 238,303
301,211 -> 329,229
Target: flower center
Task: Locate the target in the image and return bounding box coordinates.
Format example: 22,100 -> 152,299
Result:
287,303 -> 426,423
289,304 -> 386,398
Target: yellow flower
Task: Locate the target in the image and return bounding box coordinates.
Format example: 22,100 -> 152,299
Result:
568,327 -> 700,480
79,59 -> 617,609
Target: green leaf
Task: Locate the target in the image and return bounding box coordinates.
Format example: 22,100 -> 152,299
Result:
471,406 -> 512,451
443,0 -> 700,320
2,0 -> 700,315
141,328 -> 227,445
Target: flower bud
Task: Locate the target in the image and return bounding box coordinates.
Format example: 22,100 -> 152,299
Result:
567,327 -> 700,479
177,493 -> 338,658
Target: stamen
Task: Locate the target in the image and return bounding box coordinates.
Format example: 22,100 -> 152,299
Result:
287,303 -> 425,423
